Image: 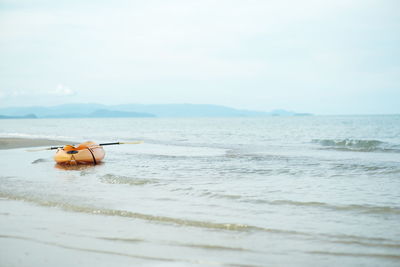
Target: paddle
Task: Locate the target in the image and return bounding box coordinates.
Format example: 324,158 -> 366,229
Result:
26,141 -> 144,152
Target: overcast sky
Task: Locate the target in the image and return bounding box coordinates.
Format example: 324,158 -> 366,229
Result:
0,0 -> 399,114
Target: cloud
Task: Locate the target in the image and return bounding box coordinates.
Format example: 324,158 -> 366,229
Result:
0,89 -> 31,97
50,84 -> 76,96
0,84 -> 76,98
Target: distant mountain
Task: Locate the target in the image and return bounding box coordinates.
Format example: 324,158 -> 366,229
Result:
42,109 -> 155,118
0,103 -> 311,118
88,109 -> 155,118
0,113 -> 37,119
113,104 -> 271,117
0,103 -> 106,117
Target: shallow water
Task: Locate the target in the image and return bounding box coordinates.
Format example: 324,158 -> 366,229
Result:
1,116 -> 400,266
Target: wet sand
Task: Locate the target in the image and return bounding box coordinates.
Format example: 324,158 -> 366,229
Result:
0,138 -> 70,150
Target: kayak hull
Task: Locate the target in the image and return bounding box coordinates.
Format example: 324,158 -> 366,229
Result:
54,141 -> 105,165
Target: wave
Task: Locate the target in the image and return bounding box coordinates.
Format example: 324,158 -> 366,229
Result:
2,234 -> 397,265
0,191 -> 308,236
243,199 -> 400,215
0,234 -> 183,263
0,234 -> 266,267
329,239 -> 400,249
312,139 -> 400,153
99,174 -> 158,186
200,191 -> 243,200
331,163 -> 400,175
2,191 -> 400,254
173,188 -> 400,216
308,250 -> 400,260
322,233 -> 400,248
97,236 -> 145,243
0,132 -> 74,141
170,241 -> 252,252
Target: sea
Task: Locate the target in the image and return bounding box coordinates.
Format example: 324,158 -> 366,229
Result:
0,115 -> 399,267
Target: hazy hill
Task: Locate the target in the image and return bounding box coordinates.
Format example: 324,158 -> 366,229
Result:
88,109 -> 155,118
113,104 -> 270,117
0,113 -> 37,119
0,103 -> 311,118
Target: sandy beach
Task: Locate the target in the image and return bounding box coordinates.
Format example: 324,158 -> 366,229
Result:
0,138 -> 70,150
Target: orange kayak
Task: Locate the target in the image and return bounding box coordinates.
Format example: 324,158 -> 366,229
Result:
54,141 -> 105,165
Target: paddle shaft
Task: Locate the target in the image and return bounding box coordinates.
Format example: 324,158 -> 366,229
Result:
99,142 -> 121,146
48,142 -> 130,150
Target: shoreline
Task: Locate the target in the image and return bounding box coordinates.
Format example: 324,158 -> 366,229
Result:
0,138 -> 70,150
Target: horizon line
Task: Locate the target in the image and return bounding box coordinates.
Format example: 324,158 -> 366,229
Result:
0,102 -> 399,116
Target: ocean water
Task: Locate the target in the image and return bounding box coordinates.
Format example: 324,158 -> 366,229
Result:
0,116 -> 400,267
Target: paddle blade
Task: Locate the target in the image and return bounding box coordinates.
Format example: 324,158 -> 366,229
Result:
120,141 -> 144,145
26,146 -> 62,152
26,147 -> 53,152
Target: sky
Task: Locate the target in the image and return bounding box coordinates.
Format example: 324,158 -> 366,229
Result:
0,0 -> 399,114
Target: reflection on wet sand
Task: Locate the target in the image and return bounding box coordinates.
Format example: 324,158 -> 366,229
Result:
54,162 -> 103,171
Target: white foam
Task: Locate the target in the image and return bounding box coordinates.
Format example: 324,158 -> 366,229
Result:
0,132 -> 74,140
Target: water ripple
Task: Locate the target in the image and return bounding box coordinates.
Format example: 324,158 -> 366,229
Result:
244,199 -> 400,215
312,139 -> 400,153
0,192 -> 308,235
99,174 -> 158,186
